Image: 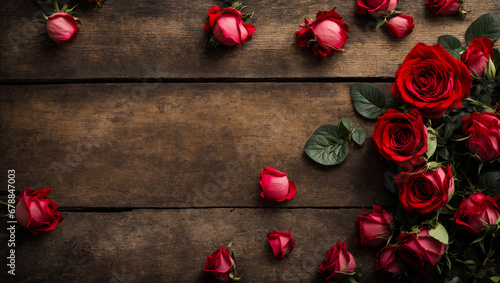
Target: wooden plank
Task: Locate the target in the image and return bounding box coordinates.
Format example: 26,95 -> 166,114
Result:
1,0 -> 498,82
0,82 -> 389,208
0,208 -> 378,282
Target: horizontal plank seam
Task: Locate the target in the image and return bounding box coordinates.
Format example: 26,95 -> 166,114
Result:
56,206 -> 366,212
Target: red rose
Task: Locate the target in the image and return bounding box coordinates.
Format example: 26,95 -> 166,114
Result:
204,6 -> 255,46
376,245 -> 401,275
425,0 -> 463,15
461,38 -> 495,78
454,192 -> 500,235
397,226 -> 445,274
461,112 -> 500,162
296,7 -> 349,61
355,0 -> 399,18
267,231 -> 294,258
385,14 -> 415,39
396,165 -> 454,215
372,109 -> 428,164
15,188 -> 64,235
259,166 -> 296,202
46,12 -> 81,44
355,205 -> 395,247
391,43 -> 472,118
318,240 -> 357,281
203,245 -> 236,282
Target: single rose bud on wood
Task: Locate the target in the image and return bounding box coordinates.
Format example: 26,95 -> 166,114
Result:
318,240 -> 357,281
385,14 -> 415,39
204,6 -> 255,46
267,231 -> 294,258
15,188 -> 64,235
46,12 -> 81,44
355,0 -> 399,18
203,244 -> 239,282
425,0 -> 464,16
259,166 -> 296,202
355,205 -> 394,247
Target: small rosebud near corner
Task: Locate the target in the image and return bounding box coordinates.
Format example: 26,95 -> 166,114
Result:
37,1 -> 81,45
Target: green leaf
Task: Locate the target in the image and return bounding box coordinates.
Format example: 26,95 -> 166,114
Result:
465,13 -> 500,44
426,127 -> 437,159
338,118 -> 354,139
478,172 -> 500,196
436,147 -> 450,160
438,35 -> 462,52
429,222 -> 449,245
352,127 -> 366,146
350,83 -> 386,120
304,125 -> 349,166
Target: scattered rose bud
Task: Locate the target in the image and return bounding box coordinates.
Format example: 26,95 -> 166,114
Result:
203,244 -> 240,282
425,0 -> 465,16
15,188 -> 64,235
355,205 -> 394,247
385,14 -> 415,39
267,231 -> 294,258
461,37 -> 495,79
376,246 -> 401,275
461,112 -> 500,162
355,0 -> 399,18
318,240 -> 357,281
455,192 -> 500,235
259,166 -> 296,202
46,12 -> 81,44
204,6 -> 255,46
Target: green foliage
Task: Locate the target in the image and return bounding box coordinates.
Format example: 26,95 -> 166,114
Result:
465,13 -> 500,44
350,83 -> 387,119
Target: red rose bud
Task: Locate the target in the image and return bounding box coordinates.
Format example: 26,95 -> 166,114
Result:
461,37 -> 495,79
376,246 -> 401,275
396,165 -> 454,215
396,226 -> 445,274
15,188 -> 64,235
454,193 -> 500,235
461,112 -> 500,162
372,109 -> 428,164
355,0 -> 399,18
203,6 -> 255,46
203,245 -> 237,282
46,12 -> 81,44
259,166 -> 296,202
391,43 -> 472,119
267,231 -> 294,258
318,240 -> 357,281
355,205 -> 395,247
296,7 -> 349,61
425,0 -> 464,16
385,15 -> 415,39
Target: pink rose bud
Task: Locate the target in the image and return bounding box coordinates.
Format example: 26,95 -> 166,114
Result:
15,188 -> 64,235
355,0 -> 399,18
376,246 -> 401,275
425,0 -> 463,15
396,227 -> 445,274
203,245 -> 236,282
259,166 -> 296,202
454,192 -> 500,235
46,12 -> 81,44
355,205 -> 395,247
318,240 -> 357,281
461,37 -> 495,78
385,14 -> 415,39
203,6 -> 255,46
461,112 -> 500,162
267,231 -> 295,258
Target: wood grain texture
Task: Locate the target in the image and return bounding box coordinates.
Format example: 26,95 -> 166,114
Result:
0,82 -> 390,208
0,0 -> 498,82
0,208 -> 380,282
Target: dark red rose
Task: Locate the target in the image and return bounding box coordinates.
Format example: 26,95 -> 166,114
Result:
46,12 -> 80,44
203,245 -> 236,282
259,166 -> 296,202
462,37 -> 495,78
355,0 -> 399,17
397,226 -> 445,274
461,112 -> 500,162
296,7 -> 349,61
372,108 -> 428,164
204,6 -> 255,46
376,245 -> 401,275
396,165 -> 454,215
15,188 -> 64,235
355,205 -> 395,247
267,231 -> 294,258
391,43 -> 472,118
318,240 -> 357,281
386,14 -> 415,39
455,192 -> 500,235
425,0 -> 463,15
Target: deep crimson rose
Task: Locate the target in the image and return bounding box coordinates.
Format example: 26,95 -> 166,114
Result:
386,14 -> 415,39
372,108 -> 428,164
396,165 -> 454,215
376,246 -> 401,275
15,188 -> 64,235
46,12 -> 81,44
295,7 -> 349,61
461,112 -> 500,162
318,240 -> 357,281
461,38 -> 495,78
355,205 -> 395,247
267,231 -> 294,258
204,6 -> 255,46
454,192 -> 500,235
203,245 -> 236,281
425,0 -> 463,15
259,166 -> 296,202
391,43 -> 472,118
355,0 -> 399,17
397,227 -> 445,274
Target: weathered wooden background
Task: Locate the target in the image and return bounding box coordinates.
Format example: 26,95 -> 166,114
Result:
0,0 -> 499,282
